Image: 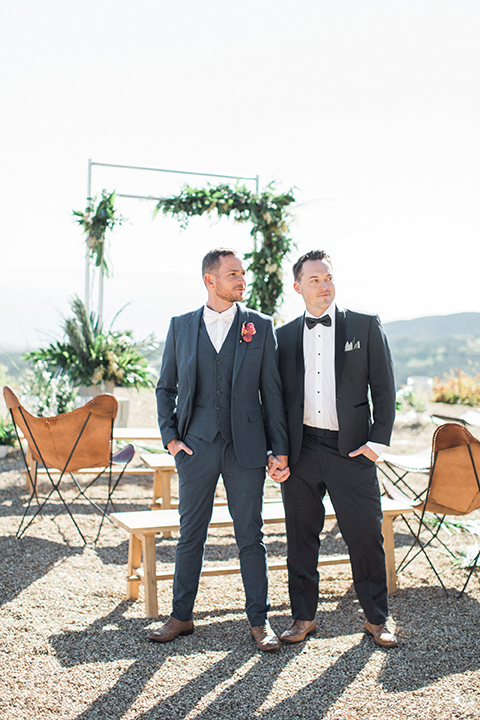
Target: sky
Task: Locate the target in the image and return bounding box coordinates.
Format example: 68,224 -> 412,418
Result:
1,0 -> 479,352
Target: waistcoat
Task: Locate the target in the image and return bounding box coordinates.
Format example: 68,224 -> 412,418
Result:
187,313 -> 239,443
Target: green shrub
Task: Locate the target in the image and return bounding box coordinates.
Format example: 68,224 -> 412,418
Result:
0,417 -> 17,447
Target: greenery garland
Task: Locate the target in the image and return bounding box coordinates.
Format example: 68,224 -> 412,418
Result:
73,190 -> 124,277
154,183 -> 296,316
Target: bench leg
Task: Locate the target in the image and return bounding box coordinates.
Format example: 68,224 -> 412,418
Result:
382,515 -> 397,594
142,534 -> 159,618
151,469 -> 173,537
151,469 -> 161,510
126,533 -> 142,600
160,470 -> 172,509
25,447 -> 36,493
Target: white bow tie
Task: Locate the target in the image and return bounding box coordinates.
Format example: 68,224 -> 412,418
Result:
204,307 -> 235,325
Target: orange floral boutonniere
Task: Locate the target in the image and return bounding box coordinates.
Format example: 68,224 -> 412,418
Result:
240,322 -> 256,343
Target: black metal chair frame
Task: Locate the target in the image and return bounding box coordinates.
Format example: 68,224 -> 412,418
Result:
398,443 -> 480,598
11,404 -> 134,544
381,437 -> 480,599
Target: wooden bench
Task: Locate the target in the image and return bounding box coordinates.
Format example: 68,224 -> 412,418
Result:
111,496 -> 414,618
139,452 -> 177,510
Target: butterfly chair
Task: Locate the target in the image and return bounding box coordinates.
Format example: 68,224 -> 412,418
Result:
382,423 -> 480,598
3,386 -> 135,544
378,447 -> 431,501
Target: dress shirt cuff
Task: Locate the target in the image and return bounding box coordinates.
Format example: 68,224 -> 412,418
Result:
366,441 -> 387,458
161,429 -> 178,452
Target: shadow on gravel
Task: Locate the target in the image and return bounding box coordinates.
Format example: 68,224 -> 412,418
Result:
0,535 -> 82,606
48,584 -> 480,720
48,597 -> 379,720
49,602 -> 298,719
380,586 -> 480,692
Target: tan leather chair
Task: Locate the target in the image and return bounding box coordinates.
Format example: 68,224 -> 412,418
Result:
3,385 -> 134,543
382,423 -> 480,597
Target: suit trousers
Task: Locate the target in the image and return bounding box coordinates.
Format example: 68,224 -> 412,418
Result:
281,429 -> 388,625
172,432 -> 270,626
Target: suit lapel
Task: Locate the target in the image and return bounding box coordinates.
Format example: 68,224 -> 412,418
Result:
295,315 -> 305,397
335,305 -> 347,389
233,304 -> 248,385
186,307 -> 203,403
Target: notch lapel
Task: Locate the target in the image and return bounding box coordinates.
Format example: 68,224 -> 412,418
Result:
233,304 -> 248,385
185,307 -> 203,409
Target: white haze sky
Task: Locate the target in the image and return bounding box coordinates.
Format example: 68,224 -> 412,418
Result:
1,0 -> 479,351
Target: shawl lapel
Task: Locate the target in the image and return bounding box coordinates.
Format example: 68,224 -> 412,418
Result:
295,314 -> 305,399
334,305 -> 347,390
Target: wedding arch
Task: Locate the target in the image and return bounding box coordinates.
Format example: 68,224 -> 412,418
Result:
76,161 -> 296,320
154,183 -> 296,316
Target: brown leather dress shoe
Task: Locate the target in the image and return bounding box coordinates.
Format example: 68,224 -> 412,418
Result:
365,621 -> 398,648
147,616 -> 194,643
280,619 -> 316,644
250,620 -> 281,652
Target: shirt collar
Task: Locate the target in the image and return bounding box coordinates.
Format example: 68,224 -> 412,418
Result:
203,303 -> 237,321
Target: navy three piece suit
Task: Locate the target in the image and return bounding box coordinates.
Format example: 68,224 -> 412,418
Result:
156,304 -> 288,626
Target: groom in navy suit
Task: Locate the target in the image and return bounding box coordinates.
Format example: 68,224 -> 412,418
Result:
149,248 -> 289,651
275,250 -> 398,648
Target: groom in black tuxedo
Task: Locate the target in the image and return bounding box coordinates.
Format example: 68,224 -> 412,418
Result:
149,248 -> 289,651
275,250 -> 398,648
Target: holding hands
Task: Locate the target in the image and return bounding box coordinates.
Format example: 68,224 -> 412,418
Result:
268,454 -> 290,483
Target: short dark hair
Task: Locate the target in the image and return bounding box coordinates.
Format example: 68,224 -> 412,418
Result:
202,248 -> 238,277
292,250 -> 333,282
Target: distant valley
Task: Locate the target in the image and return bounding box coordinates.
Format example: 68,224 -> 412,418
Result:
2,312 -> 479,389
384,312 -> 480,385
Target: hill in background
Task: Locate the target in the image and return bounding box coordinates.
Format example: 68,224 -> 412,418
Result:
384,312 -> 480,385
2,313 -> 479,390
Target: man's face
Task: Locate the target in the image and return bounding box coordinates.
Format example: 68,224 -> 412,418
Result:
294,259 -> 335,316
206,254 -> 247,305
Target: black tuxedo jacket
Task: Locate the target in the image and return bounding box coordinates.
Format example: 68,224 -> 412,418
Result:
276,305 -> 395,464
156,303 -> 289,468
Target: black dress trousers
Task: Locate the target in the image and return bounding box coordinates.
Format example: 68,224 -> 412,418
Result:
281,428 -> 388,625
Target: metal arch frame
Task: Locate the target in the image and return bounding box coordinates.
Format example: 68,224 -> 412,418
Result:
85,159 -> 260,323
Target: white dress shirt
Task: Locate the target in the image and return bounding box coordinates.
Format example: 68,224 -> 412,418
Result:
203,304 -> 237,352
303,305 -> 338,430
303,304 -> 386,456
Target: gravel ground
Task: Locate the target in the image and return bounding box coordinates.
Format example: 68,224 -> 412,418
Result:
1,390 -> 480,720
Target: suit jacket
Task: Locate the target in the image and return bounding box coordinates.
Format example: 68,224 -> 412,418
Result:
156,303 -> 289,469
276,305 -> 396,464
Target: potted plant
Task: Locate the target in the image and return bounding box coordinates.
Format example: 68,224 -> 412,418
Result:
24,297 -> 157,395
0,416 -> 17,458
